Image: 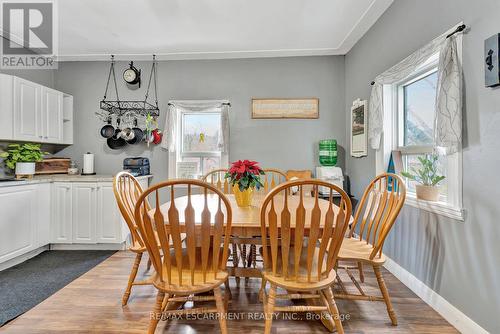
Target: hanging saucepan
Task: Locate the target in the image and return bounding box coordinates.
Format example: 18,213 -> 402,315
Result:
128,118 -> 144,144
107,117 -> 126,149
100,117 -> 115,138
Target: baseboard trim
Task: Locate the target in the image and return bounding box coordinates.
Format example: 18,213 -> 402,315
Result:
0,246 -> 49,271
49,243 -> 126,251
384,256 -> 489,334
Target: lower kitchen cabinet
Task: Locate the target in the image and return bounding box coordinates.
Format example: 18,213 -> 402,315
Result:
96,182 -> 121,243
71,183 -> 98,244
0,176 -> 150,268
51,179 -> 144,245
52,182 -> 73,243
0,184 -> 46,264
36,183 -> 51,247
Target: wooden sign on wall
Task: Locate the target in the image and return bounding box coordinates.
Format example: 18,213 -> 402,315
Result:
252,98 -> 319,119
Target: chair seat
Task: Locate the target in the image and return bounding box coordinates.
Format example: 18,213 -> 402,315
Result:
260,246 -> 336,291
337,237 -> 386,264
152,247 -> 228,295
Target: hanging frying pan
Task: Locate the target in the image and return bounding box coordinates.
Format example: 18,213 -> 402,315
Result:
107,136 -> 126,149
100,118 -> 115,138
106,117 -> 127,149
128,118 -> 143,144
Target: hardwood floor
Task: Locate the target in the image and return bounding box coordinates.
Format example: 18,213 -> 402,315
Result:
1,251 -> 457,333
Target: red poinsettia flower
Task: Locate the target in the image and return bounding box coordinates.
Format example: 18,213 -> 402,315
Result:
225,160 -> 265,191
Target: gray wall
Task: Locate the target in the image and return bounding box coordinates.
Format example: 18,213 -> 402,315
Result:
344,0 -> 500,332
54,56 -> 346,184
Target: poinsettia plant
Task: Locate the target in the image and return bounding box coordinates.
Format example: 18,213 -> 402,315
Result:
225,160 -> 265,191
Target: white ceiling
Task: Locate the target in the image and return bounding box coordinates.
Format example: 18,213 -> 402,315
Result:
56,0 -> 393,61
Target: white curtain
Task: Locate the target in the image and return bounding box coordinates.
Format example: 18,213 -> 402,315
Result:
161,100 -> 230,152
368,29 -> 462,154
161,103 -> 177,151
219,103 -> 230,154
435,36 -> 462,154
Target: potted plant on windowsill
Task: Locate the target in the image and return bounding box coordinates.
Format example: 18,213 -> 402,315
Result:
0,143 -> 47,179
225,160 -> 265,207
402,155 -> 445,202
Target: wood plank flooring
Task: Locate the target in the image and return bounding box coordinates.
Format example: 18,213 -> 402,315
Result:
1,251 -> 457,333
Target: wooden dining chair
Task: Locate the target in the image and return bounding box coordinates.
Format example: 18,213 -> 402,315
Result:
202,168 -> 244,284
236,168 -> 289,271
134,179 -> 233,334
262,168 -> 288,193
286,169 -> 314,197
260,179 -> 352,334
203,168 -> 231,194
334,173 -> 406,326
113,172 -> 153,306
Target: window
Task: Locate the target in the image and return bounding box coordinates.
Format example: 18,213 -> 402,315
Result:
168,102 -> 229,179
377,52 -> 463,221
396,67 -> 449,200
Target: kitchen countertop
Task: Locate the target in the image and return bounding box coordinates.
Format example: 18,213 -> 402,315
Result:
0,174 -> 153,188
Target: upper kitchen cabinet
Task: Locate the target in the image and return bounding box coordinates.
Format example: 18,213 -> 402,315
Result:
0,74 -> 73,145
41,87 -> 63,143
13,77 -> 41,141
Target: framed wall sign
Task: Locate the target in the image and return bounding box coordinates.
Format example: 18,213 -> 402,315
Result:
176,161 -> 199,179
350,98 -> 367,157
252,98 -> 319,119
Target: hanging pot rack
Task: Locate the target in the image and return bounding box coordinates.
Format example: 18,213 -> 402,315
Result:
99,55 -> 160,117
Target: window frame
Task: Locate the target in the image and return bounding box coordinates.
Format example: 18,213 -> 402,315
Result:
168,105 -> 228,180
376,30 -> 464,221
395,65 -> 450,203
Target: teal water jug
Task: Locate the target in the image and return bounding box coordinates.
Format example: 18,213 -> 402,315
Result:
319,139 -> 337,166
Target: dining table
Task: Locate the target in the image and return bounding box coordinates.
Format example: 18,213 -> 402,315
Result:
154,192 -> 352,332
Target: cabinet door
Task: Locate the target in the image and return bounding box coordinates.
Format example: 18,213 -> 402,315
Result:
36,183 -> 51,247
13,77 -> 41,141
96,182 -> 122,243
0,185 -> 36,263
52,183 -> 72,243
72,183 -> 97,243
41,87 -> 63,143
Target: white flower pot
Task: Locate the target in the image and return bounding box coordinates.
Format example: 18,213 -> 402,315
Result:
415,185 -> 440,202
15,162 -> 36,176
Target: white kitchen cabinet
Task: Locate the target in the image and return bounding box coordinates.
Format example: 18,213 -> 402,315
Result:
96,182 -> 121,243
36,183 -> 51,247
52,182 -> 73,243
13,76 -> 41,141
0,73 -> 73,144
72,183 -> 98,244
41,87 -> 63,143
0,185 -> 37,263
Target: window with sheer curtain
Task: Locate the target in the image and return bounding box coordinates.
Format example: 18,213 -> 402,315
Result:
163,100 -> 230,179
370,24 -> 464,220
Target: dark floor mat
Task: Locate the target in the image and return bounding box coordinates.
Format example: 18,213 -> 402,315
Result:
0,250 -> 116,326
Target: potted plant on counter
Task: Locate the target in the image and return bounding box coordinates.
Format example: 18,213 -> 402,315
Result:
0,143 -> 47,179
225,160 -> 265,207
402,155 -> 445,202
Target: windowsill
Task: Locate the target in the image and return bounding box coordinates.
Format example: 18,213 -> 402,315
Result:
405,194 -> 465,221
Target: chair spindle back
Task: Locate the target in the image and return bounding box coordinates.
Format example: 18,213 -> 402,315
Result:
260,179 -> 352,283
348,173 -> 406,259
113,171 -> 148,248
134,180 -> 232,286
262,168 -> 288,193
202,169 -> 231,194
